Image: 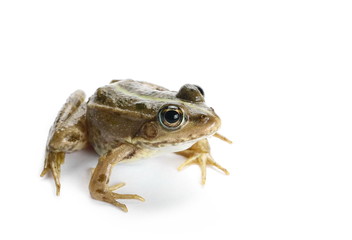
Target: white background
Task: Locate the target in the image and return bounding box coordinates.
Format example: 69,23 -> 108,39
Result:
0,0 -> 351,239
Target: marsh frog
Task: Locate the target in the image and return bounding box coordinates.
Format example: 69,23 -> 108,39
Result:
41,79 -> 231,212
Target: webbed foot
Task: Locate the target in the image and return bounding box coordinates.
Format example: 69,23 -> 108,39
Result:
91,183 -> 145,212
178,152 -> 229,184
176,137 -> 230,184
40,151 -> 65,195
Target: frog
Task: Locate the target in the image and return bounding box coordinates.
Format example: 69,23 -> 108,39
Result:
40,79 -> 232,212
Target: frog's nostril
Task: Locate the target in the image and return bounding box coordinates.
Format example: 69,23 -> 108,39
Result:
200,114 -> 209,123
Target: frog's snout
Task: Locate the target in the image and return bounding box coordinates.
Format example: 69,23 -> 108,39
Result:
199,114 -> 210,124
209,114 -> 221,133
197,112 -> 221,136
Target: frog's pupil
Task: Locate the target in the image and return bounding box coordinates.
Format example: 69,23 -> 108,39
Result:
165,110 -> 179,123
195,85 -> 204,96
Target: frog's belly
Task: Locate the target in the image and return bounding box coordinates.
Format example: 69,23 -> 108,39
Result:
144,138 -> 201,154
156,140 -> 197,153
120,139 -> 198,163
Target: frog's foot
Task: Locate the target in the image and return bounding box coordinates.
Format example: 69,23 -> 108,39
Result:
91,183 -> 145,212
176,138 -> 229,185
178,152 -> 229,184
40,151 -> 65,195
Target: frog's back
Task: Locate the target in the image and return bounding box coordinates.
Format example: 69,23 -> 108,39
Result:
86,80 -> 176,155
89,79 -> 179,117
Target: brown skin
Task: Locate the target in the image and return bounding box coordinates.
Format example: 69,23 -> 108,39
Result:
41,90 -> 88,195
89,144 -> 145,212
41,80 -> 231,211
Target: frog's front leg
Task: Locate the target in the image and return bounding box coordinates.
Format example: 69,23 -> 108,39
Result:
89,144 -> 145,212
176,138 -> 230,184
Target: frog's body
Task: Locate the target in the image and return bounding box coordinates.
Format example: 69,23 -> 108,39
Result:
41,79 -> 231,212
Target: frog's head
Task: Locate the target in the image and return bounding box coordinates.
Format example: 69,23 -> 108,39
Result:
134,84 -> 221,150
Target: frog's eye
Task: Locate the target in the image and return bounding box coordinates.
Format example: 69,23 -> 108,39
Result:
195,85 -> 204,96
158,105 -> 185,130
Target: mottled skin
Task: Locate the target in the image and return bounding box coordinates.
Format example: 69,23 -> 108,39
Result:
41,79 -> 231,212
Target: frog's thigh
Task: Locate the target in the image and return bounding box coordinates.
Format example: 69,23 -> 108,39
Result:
41,90 -> 88,195
89,144 -> 145,212
47,90 -> 88,152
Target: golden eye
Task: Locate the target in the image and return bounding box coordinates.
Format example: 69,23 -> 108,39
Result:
158,105 -> 185,130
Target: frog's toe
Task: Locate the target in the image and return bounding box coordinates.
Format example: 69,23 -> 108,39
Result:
112,192 -> 145,202
113,202 -> 128,212
207,156 -> 230,176
40,167 -> 48,177
109,183 -> 144,201
108,182 -> 126,191
178,153 -> 229,185
177,154 -> 200,171
40,151 -> 65,196
213,133 -> 233,144
94,191 -> 129,212
91,183 -> 144,212
96,191 -> 144,212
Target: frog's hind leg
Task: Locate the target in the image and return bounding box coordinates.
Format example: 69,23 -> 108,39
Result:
41,90 -> 88,195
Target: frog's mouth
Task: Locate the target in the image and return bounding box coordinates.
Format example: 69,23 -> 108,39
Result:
142,131 -> 232,150
142,131 -> 215,149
